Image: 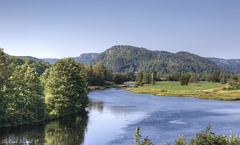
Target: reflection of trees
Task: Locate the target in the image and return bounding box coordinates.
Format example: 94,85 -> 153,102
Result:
88,101 -> 104,112
0,122 -> 46,144
44,112 -> 88,145
0,112 -> 88,145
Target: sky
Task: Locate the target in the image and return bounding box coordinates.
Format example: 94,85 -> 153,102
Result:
0,0 -> 240,59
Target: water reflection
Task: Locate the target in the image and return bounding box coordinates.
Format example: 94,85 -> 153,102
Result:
88,100 -> 104,112
0,112 -> 88,145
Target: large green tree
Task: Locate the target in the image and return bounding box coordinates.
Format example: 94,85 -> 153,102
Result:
4,64 -> 45,126
0,48 -> 8,126
44,58 -> 89,117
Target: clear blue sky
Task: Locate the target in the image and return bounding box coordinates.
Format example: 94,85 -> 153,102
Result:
0,0 -> 239,59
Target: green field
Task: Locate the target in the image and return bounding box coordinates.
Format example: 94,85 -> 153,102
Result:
125,81 -> 240,101
143,81 -> 225,91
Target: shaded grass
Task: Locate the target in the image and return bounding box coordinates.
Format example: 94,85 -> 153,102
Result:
89,84 -> 127,90
125,81 -> 240,101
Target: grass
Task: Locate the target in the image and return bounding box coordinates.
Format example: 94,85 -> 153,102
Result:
89,84 -> 127,90
125,81 -> 240,101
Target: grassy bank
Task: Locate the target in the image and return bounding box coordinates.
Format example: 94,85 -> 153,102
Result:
125,81 -> 240,101
89,84 -> 127,90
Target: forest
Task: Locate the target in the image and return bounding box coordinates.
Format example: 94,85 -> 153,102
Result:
0,48 -> 133,128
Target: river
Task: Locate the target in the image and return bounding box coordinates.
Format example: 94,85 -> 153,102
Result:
1,86 -> 240,144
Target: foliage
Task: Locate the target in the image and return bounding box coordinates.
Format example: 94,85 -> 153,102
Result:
142,71 -> 152,84
165,72 -> 181,81
134,125 -> 240,145
133,126 -> 154,145
211,71 -> 220,82
3,64 -> 46,127
113,73 -> 124,84
220,73 -> 227,84
179,73 -> 190,85
136,70 -> 143,83
0,48 -> 8,126
6,55 -> 50,75
189,73 -> 198,83
90,45 -> 229,74
92,61 -> 106,86
43,58 -> 89,117
231,75 -> 238,82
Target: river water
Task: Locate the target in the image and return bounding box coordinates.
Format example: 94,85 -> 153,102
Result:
1,86 -> 240,144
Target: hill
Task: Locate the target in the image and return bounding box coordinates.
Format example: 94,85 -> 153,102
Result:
89,45 -> 229,74
74,53 -> 98,64
41,58 -> 59,64
19,56 -> 42,62
207,57 -> 240,73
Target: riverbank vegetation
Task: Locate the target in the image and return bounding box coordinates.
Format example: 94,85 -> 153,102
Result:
133,125 -> 240,145
0,48 -> 130,128
127,70 -> 240,100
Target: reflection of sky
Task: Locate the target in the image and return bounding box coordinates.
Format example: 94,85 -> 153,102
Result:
84,95 -> 149,145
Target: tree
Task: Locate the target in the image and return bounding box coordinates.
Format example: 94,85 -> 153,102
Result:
113,73 -> 124,84
135,70 -> 143,83
189,73 -> 198,83
0,48 -> 8,87
123,72 -> 135,82
231,75 -> 238,82
220,73 -> 227,84
133,126 -> 153,145
4,64 -> 46,126
171,72 -> 181,81
0,48 -> 8,126
105,69 -> 113,82
84,64 -> 95,86
179,73 -> 190,86
93,61 -> 106,86
211,71 -> 220,82
44,58 -> 89,117
142,71 -> 151,84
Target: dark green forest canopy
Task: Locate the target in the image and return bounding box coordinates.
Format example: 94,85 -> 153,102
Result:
89,45 -> 229,74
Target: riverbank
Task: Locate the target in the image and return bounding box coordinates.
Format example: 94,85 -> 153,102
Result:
125,81 -> 240,101
89,84 -> 127,90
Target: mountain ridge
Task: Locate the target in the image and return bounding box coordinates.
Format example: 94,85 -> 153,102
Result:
15,45 -> 240,73
89,45 -> 229,74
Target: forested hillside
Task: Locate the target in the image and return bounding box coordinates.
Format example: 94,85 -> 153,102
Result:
74,53 -> 98,64
90,45 -> 229,74
207,57 -> 240,73
40,53 -> 98,64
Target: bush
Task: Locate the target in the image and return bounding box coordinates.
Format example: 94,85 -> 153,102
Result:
134,125 -> 240,145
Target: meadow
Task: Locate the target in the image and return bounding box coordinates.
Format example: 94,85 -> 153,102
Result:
125,81 -> 240,101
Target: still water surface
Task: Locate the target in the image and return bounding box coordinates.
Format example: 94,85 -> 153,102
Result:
1,86 -> 240,144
